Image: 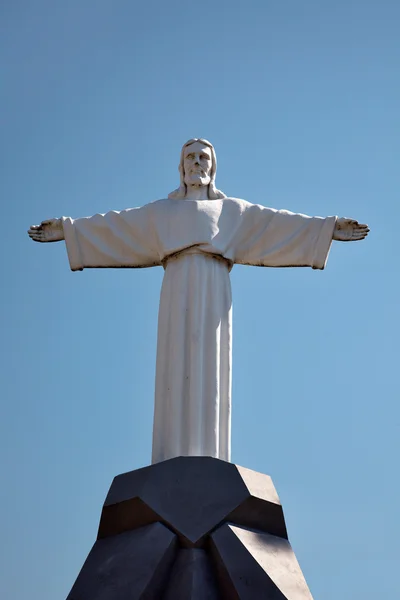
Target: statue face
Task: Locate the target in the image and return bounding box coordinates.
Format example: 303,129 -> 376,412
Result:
183,142 -> 212,188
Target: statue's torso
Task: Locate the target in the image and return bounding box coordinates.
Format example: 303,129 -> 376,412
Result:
148,197 -> 250,263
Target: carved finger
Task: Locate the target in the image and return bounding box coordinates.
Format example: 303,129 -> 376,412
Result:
29,225 -> 42,231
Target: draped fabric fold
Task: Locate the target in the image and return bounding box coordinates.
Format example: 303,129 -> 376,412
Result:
153,250 -> 232,463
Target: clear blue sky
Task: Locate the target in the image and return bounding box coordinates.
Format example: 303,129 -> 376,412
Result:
1,1 -> 399,598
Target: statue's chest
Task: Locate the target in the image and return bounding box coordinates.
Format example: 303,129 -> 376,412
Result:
160,201 -> 224,244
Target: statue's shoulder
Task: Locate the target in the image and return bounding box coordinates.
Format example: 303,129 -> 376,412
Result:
223,197 -> 253,209
132,198 -> 171,211
224,198 -> 277,212
141,198 -> 256,211
147,198 -> 169,206
121,199 -> 169,211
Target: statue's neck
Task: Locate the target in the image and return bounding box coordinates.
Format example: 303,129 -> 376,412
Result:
184,184 -> 209,201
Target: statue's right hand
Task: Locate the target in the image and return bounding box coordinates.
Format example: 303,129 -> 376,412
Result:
27,218 -> 65,243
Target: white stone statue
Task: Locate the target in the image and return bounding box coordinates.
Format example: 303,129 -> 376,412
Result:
28,139 -> 369,464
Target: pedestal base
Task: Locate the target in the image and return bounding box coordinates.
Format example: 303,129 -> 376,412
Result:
66,457 -> 313,599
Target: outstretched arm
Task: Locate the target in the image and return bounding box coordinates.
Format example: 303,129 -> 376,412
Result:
233,203 -> 369,270
233,204 -> 337,269
333,218 -> 369,242
27,206 -> 161,270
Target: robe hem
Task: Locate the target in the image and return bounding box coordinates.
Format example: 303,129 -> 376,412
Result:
311,216 -> 337,270
62,217 -> 83,271
67,263 -> 161,270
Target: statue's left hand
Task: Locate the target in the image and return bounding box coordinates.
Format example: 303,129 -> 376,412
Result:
333,218 -> 369,242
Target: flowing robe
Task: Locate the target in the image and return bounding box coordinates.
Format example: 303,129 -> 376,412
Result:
62,198 -> 336,464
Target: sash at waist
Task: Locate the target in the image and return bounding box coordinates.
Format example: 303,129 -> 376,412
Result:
162,246 -> 233,271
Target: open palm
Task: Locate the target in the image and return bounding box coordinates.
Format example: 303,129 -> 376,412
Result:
27,219 -> 64,243
333,218 -> 369,242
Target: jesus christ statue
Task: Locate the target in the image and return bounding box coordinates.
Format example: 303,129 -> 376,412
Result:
28,138 -> 369,464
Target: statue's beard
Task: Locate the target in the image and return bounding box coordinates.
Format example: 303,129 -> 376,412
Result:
184,173 -> 211,187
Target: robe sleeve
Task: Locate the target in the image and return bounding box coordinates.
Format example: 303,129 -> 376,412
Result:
233,203 -> 337,270
61,203 -> 161,271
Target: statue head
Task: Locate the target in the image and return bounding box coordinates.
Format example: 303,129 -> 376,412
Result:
168,139 -> 227,199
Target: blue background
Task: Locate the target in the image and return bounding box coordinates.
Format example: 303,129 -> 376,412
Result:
1,1 -> 399,598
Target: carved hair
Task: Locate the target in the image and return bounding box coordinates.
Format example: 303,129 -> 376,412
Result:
168,138 -> 227,199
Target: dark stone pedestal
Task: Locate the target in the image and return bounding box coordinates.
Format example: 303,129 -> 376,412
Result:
66,457 -> 313,599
